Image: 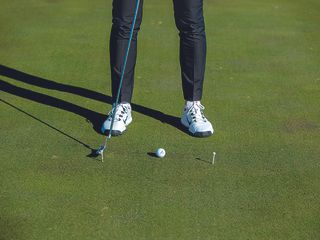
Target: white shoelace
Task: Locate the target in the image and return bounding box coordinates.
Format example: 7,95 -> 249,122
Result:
186,103 -> 207,123
108,104 -> 130,122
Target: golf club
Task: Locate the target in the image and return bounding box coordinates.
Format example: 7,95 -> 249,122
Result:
97,0 -> 141,162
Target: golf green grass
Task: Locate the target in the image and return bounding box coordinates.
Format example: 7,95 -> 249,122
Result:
1,0 -> 319,239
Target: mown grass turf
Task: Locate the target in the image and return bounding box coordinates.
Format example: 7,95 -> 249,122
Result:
1,0 -> 319,239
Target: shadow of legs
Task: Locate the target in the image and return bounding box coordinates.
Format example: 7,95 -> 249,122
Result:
0,79 -> 105,134
0,65 -> 188,134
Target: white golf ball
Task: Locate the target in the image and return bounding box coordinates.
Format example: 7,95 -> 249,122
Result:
155,148 -> 166,158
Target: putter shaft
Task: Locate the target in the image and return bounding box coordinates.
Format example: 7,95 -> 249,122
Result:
97,0 -> 141,161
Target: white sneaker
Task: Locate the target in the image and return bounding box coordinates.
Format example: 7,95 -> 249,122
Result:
101,102 -> 132,136
181,101 -> 214,137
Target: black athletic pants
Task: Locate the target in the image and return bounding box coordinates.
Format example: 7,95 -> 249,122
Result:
110,0 -> 206,102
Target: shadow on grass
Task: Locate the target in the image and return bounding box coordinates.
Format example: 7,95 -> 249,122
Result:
147,152 -> 158,158
195,157 -> 212,165
0,98 -> 93,151
0,64 -> 187,133
0,215 -> 26,240
0,64 -> 189,156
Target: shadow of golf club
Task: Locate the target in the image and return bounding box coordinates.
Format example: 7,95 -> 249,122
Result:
0,98 -> 93,151
0,64 -> 188,135
0,79 -> 105,134
0,84 -> 109,159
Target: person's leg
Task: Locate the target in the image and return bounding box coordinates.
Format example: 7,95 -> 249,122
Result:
173,0 -> 206,101
102,0 -> 143,135
110,0 -> 144,103
173,0 -> 213,137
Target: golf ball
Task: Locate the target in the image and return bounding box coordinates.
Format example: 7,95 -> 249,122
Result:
155,148 -> 166,158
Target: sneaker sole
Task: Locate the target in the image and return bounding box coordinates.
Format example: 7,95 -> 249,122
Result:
193,131 -> 213,138
102,117 -> 133,136
104,130 -> 123,136
181,119 -> 213,138
183,126 -> 213,138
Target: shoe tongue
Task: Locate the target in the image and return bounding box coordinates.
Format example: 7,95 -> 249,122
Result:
185,101 -> 202,112
120,102 -> 131,109
114,102 -> 130,111
191,106 -> 201,116
186,101 -> 199,109
190,103 -> 206,122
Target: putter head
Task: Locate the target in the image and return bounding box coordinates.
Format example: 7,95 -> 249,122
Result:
96,145 -> 106,155
86,147 -> 104,159
96,145 -> 106,162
